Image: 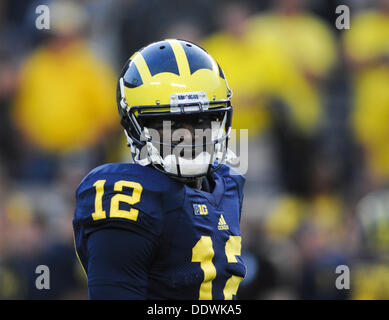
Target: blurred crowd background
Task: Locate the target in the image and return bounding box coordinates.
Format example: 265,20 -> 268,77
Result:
1,0 -> 389,299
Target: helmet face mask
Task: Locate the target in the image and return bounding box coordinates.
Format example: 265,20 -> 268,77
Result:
116,39 -> 234,179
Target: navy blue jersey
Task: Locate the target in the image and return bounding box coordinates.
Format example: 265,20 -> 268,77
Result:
73,163 -> 246,300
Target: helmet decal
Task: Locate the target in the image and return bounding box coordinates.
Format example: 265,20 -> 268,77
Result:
217,63 -> 225,79
123,61 -> 143,88
141,40 -> 179,76
179,40 -> 214,75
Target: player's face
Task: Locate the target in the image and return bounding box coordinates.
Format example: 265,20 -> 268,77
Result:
141,114 -> 219,160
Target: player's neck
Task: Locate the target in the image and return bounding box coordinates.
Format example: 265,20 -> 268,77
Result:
173,176 -> 215,192
185,178 -> 203,190
172,177 -> 203,190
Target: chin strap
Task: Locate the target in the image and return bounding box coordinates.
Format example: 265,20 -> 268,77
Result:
134,127 -> 164,167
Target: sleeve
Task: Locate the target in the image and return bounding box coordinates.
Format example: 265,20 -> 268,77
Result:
74,166 -> 166,241
86,228 -> 156,300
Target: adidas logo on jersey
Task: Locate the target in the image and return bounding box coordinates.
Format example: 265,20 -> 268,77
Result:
218,214 -> 229,230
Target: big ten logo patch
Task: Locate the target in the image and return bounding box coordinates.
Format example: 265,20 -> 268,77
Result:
193,204 -> 208,216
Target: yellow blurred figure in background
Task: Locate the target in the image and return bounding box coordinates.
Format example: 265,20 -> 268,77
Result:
201,2 -> 271,139
12,1 -> 117,154
245,0 -> 337,136
203,0 -> 336,139
344,0 -> 389,182
352,264 -> 389,300
249,0 -> 337,80
249,0 -> 337,135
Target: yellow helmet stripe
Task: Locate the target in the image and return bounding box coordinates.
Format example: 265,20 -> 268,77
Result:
167,39 -> 190,78
130,51 -> 138,60
132,53 -> 152,84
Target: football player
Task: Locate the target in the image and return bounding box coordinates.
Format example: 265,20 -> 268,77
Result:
73,39 -> 246,299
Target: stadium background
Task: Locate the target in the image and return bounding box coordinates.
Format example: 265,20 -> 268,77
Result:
1,0 -> 389,299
